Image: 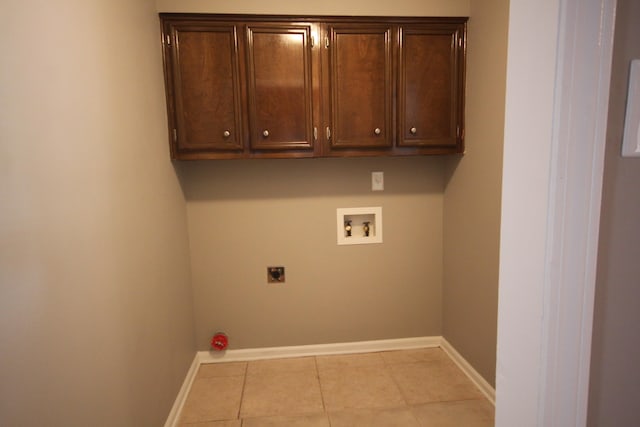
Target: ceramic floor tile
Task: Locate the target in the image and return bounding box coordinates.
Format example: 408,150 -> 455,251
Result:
328,407 -> 421,427
179,420 -> 241,427
247,357 -> 316,376
390,360 -> 484,404
180,376 -> 244,424
411,399 -> 495,427
319,366 -> 406,411
380,348 -> 450,365
198,362 -> 247,378
241,413 -> 330,427
179,349 -> 493,426
316,352 -> 385,372
240,370 -> 324,418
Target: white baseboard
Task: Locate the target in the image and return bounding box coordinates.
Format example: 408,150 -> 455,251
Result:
165,336 -> 496,426
164,354 -> 200,427
440,337 -> 496,405
198,336 -> 441,364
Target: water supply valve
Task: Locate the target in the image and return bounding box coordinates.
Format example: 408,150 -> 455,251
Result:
363,221 -> 371,237
345,220 -> 352,237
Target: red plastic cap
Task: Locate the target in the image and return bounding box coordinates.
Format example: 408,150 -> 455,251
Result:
211,333 -> 228,351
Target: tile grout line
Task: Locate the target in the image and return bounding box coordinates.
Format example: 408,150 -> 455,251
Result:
381,349 -> 414,410
379,350 -> 422,425
314,356 -> 327,412
382,347 -> 461,425
313,355 -> 333,427
236,361 -> 249,425
322,357 -> 336,427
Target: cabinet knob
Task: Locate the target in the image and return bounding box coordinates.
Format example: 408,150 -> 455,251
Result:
262,130 -> 269,137
410,127 -> 417,135
223,130 -> 231,138
374,128 -> 381,135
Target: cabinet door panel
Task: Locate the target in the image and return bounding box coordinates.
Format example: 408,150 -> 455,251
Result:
328,25 -> 393,149
246,24 -> 314,151
170,24 -> 244,154
399,25 -> 464,148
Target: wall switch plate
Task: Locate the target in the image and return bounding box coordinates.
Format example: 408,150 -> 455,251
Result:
267,266 -> 285,283
623,59 -> 640,157
371,171 -> 384,191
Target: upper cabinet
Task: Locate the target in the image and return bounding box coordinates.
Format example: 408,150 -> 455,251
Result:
164,21 -> 244,158
162,16 -> 320,159
160,15 -> 466,160
398,23 -> 465,151
325,23 -> 394,151
245,23 -> 319,154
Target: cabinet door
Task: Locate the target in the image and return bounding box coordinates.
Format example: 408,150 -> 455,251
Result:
327,24 -> 393,150
398,24 -> 465,150
246,23 -> 316,152
167,23 -> 244,158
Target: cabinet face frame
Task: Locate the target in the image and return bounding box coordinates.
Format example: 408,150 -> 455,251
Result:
163,20 -> 246,159
245,22 -> 318,155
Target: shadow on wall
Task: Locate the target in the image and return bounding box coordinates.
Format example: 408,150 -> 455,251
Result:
174,156 -> 447,201
442,154 -> 464,189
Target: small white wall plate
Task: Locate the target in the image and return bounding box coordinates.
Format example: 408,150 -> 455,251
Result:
337,207 -> 383,245
622,59 -> 640,157
371,171 -> 384,191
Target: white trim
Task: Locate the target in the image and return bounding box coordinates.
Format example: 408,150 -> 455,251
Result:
164,354 -> 200,427
440,338 -> 496,405
198,336 -> 440,364
496,0 -> 562,421
622,59 -> 640,157
540,0 -> 616,425
497,0 -> 616,425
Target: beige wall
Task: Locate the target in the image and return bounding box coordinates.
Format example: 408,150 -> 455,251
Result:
588,0 -> 640,424
0,0 -> 194,425
156,0 -> 469,16
183,158 -> 445,349
442,0 -> 509,386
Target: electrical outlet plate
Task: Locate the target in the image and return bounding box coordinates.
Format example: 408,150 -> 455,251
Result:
371,171 -> 384,191
267,266 -> 285,283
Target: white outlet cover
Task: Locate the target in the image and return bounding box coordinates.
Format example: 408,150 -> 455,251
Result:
622,59 -> 640,157
371,171 -> 384,191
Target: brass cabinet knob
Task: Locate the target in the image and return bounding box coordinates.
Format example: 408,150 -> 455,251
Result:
262,130 -> 269,137
223,130 -> 231,137
374,128 -> 381,135
410,127 -> 417,135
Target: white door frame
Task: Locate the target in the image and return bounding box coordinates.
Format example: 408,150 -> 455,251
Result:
496,0 -> 616,425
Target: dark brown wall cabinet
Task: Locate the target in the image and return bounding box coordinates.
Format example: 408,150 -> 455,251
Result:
160,14 -> 467,160
245,23 -> 318,153
326,23 -> 394,151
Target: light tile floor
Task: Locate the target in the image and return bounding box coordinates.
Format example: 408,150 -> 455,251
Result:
178,348 -> 494,426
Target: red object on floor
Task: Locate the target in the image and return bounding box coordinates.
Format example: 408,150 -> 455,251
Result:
211,333 -> 228,351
